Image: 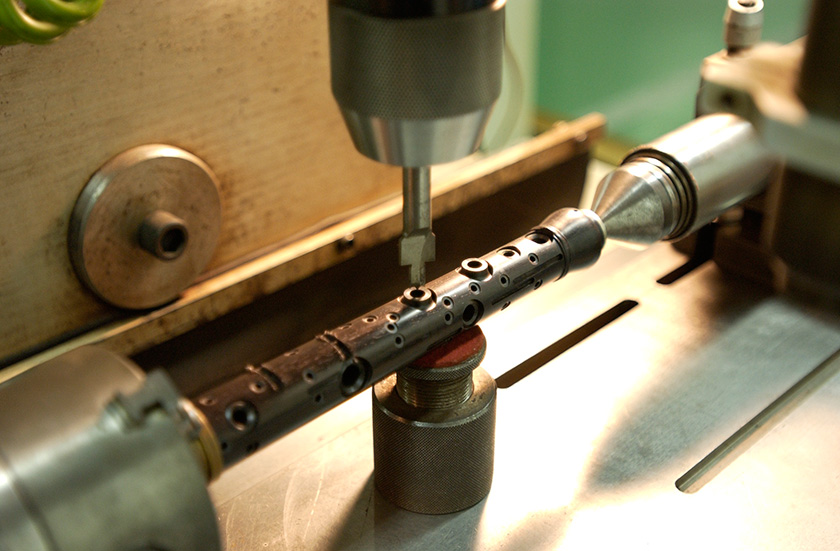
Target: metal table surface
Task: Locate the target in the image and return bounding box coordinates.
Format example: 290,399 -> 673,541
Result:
210,240 -> 840,550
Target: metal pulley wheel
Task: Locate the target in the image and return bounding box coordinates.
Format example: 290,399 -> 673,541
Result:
68,144 -> 222,309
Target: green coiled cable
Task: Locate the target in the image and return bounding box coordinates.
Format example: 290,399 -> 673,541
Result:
0,0 -> 104,45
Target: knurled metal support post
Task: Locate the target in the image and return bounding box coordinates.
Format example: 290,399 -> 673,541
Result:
372,326 -> 496,514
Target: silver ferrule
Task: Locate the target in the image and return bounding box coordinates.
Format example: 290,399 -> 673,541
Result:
539,208 -> 607,271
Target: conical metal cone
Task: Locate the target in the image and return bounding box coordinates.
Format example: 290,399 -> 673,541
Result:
591,114 -> 777,246
591,158 -> 687,244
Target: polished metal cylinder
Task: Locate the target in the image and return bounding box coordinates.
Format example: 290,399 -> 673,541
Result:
372,326 -> 496,514
402,167 -> 432,235
634,113 -> 777,238
593,114 -> 778,244
0,348 -> 220,551
328,0 -> 505,166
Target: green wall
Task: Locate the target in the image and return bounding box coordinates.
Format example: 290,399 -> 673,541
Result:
536,0 -> 810,144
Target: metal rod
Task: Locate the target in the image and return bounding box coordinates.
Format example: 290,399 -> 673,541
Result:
194,208 -> 606,466
677,347 -> 840,493
403,167 -> 431,233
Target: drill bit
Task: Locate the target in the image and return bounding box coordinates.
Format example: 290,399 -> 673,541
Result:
399,166 -> 436,287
